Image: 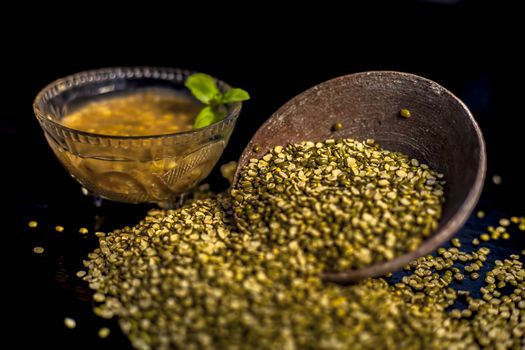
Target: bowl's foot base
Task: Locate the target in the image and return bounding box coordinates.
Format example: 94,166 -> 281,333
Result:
81,187 -> 104,208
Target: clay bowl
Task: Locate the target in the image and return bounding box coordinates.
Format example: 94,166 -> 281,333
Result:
234,71 -> 486,283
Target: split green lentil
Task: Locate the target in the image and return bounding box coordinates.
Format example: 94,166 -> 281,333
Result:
220,161 -> 237,185
28,220 -> 38,228
55,225 -> 64,233
93,292 -> 106,303
233,138 -> 445,270
76,270 -> 87,278
98,327 -> 110,338
399,108 -> 411,118
64,317 -> 76,329
499,218 -> 510,227
492,174 -> 502,185
79,227 -> 89,234
332,122 -> 343,131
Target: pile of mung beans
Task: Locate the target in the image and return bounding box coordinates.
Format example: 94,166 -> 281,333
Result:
81,138 -> 524,350
233,138 -> 445,270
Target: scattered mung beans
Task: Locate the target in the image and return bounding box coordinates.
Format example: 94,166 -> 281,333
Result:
83,196 -> 524,349
76,140 -> 524,350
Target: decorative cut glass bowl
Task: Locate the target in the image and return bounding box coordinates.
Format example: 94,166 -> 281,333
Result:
33,67 -> 242,206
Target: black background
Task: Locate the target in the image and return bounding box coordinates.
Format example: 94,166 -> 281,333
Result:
10,1 -> 525,348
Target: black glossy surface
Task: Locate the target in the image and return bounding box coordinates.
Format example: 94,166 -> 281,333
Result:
11,1 -> 523,348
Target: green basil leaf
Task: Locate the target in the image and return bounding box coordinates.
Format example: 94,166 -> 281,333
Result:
221,88 -> 250,103
193,106 -> 217,129
193,106 -> 227,129
185,73 -> 221,104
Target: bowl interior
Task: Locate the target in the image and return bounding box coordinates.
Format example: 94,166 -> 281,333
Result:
236,71 -> 486,280
37,72 -> 192,123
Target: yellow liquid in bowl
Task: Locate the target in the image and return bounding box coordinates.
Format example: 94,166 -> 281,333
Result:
61,89 -> 200,136
51,89 -> 225,204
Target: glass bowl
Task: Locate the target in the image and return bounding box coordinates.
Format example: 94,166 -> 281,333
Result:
33,67 -> 242,206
